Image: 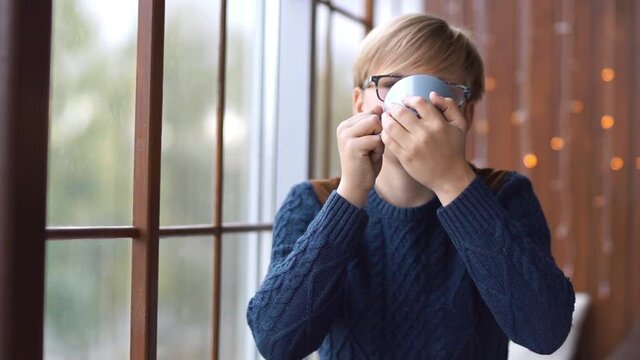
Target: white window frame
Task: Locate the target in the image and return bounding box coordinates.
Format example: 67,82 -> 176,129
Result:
242,1 -> 315,359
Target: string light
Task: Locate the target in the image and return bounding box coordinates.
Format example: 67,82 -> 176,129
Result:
601,67 -> 615,82
610,156 -> 624,171
555,0 -> 576,277
570,100 -> 584,113
550,137 -> 565,151
593,195 -> 606,208
600,115 -> 614,129
485,76 -> 497,91
523,153 -> 538,168
515,0 -> 533,175
511,111 -> 524,125
470,0 -> 489,168
475,119 -> 490,134
598,0 -> 616,300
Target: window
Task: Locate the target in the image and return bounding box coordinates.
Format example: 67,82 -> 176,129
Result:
46,0 -> 137,356
45,0 -> 277,358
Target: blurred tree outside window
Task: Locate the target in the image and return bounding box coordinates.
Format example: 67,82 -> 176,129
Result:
46,0 -> 137,358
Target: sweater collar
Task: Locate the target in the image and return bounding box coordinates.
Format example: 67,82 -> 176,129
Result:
366,187 -> 441,221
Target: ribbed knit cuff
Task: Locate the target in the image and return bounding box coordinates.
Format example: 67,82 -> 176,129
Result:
436,176 -> 506,250
310,190 -> 369,254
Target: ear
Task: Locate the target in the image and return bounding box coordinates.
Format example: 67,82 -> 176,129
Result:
352,87 -> 364,115
463,100 -> 476,131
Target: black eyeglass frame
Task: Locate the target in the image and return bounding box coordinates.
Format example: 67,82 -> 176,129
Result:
362,74 -> 472,108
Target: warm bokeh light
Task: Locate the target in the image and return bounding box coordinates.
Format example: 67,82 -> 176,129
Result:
570,100 -> 584,114
610,156 -> 624,171
511,111 -> 524,125
636,156 -> 640,170
593,195 -> 606,208
523,153 -> 538,168
475,119 -> 490,134
485,76 -> 497,91
601,115 -> 615,129
550,137 -> 564,151
601,68 -> 615,82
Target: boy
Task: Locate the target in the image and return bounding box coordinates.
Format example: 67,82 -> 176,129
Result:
247,14 -> 575,360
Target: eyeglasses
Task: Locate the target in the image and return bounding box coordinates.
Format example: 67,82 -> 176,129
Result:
362,74 -> 472,108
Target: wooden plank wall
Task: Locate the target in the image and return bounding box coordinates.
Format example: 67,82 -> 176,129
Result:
424,0 -> 640,358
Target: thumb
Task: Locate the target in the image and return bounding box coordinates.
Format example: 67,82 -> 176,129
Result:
429,91 -> 468,131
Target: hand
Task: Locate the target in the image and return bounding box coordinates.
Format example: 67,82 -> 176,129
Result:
380,92 -> 476,205
336,105 -> 385,207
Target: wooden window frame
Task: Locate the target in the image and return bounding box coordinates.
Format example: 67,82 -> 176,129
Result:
0,1 -> 52,359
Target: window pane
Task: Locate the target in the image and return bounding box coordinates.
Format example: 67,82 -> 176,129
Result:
223,0 -> 270,223
328,16 -> 364,176
314,12 -> 365,178
374,0 -> 425,25
220,232 -> 271,359
332,0 -> 365,18
158,236 -> 212,359
312,5 -> 331,179
47,0 -> 138,226
160,0 -> 220,226
44,239 -> 131,359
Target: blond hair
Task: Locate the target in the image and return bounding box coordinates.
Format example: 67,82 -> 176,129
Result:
353,14 -> 485,102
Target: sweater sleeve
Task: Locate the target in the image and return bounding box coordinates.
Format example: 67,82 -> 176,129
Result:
436,172 -> 575,355
246,182 -> 369,360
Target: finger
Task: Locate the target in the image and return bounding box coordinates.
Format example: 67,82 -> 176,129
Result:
349,106 -> 384,125
401,95 -> 444,126
380,129 -> 409,160
344,115 -> 382,137
338,106 -> 383,131
387,102 -> 421,133
351,134 -> 383,153
338,113 -> 369,130
370,140 -> 385,162
381,112 -> 410,148
428,91 -> 468,131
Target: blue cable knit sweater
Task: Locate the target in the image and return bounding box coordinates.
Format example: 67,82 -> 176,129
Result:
247,170 -> 575,359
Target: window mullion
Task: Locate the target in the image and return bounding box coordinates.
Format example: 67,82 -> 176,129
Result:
212,0 -> 228,358
130,0 -> 165,358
